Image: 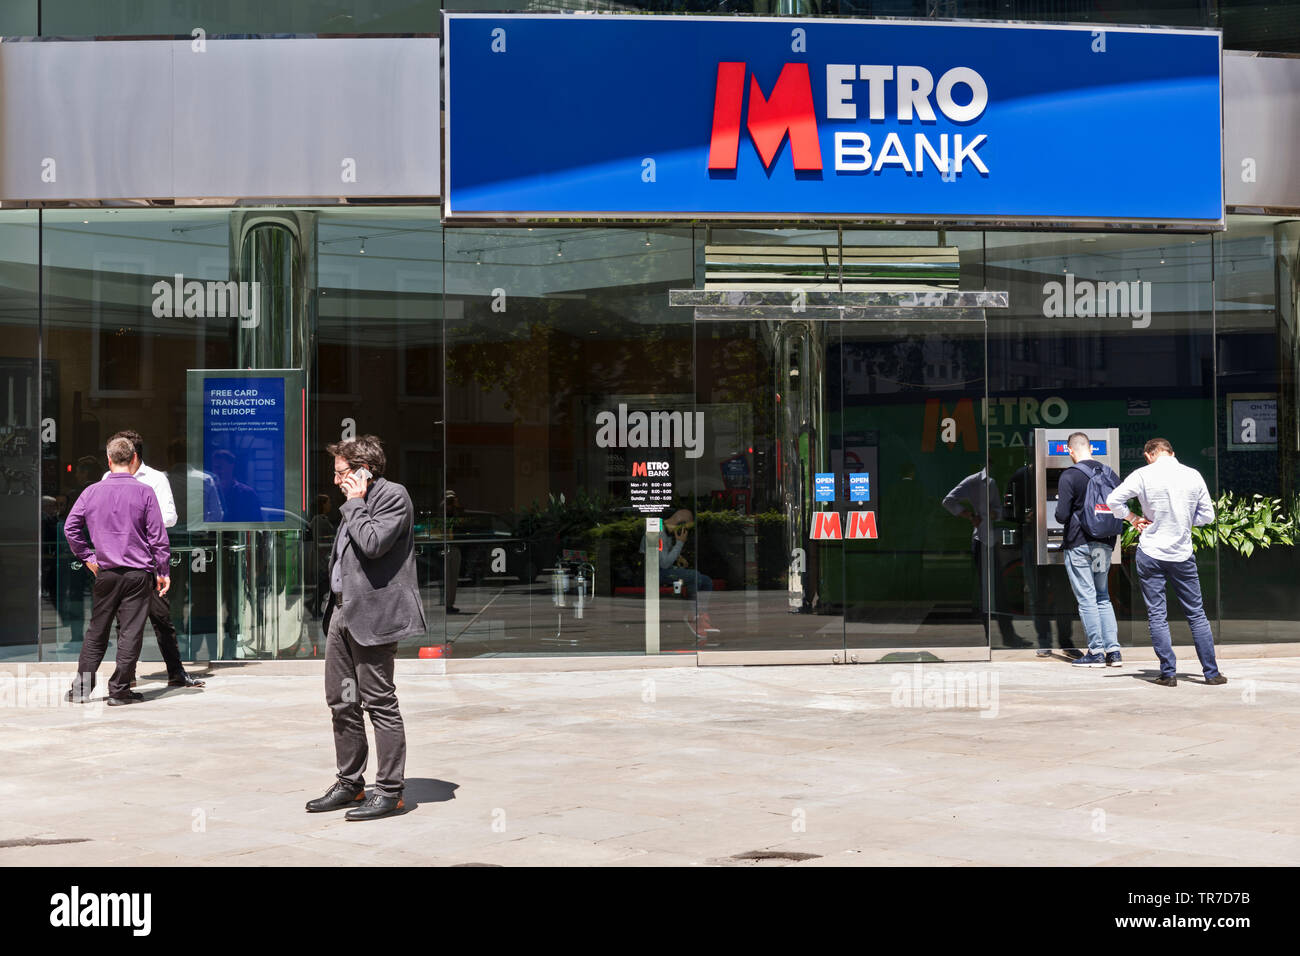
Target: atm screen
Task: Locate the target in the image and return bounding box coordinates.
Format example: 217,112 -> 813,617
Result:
1048,439 -> 1108,457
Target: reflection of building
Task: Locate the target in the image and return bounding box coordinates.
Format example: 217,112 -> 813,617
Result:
0,4 -> 1298,664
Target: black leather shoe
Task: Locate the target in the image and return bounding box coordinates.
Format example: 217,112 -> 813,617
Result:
1149,676 -> 1178,687
1205,675 -> 1228,685
64,689 -> 90,704
107,692 -> 144,706
167,672 -> 206,688
345,793 -> 406,821
305,781 -> 365,813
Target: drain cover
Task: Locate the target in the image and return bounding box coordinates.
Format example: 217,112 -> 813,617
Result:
0,838 -> 92,848
730,850 -> 821,863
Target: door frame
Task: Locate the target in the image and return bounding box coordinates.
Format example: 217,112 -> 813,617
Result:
671,289 -> 1008,665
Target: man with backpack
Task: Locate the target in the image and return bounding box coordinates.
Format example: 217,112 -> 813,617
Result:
1055,432 -> 1122,667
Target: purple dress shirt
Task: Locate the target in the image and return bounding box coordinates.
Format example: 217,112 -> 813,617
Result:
64,472 -> 170,576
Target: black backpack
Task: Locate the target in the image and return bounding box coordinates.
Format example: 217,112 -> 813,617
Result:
1072,461 -> 1124,539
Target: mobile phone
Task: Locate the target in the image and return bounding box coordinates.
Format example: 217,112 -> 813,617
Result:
354,467 -> 373,481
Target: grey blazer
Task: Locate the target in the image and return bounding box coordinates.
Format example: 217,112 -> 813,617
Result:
323,476 -> 427,646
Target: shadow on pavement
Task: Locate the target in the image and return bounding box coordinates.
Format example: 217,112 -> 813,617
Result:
405,778 -> 458,810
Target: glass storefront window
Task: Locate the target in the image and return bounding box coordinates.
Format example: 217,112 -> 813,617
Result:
18,1 -> 1298,54
1214,215 -> 1300,641
984,231 -> 1217,652
313,209 -> 442,658
7,212 -> 1300,660
0,211 -> 39,661
40,209 -> 241,662
37,1 -> 437,37
442,226 -> 695,656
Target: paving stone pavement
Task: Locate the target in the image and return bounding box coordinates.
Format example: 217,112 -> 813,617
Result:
2,658 -> 1298,867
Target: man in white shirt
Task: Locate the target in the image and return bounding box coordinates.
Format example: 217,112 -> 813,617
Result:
1105,437 -> 1224,687
103,431 -> 205,689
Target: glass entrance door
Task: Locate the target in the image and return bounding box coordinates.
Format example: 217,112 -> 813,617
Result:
831,315 -> 990,661
687,292 -> 998,663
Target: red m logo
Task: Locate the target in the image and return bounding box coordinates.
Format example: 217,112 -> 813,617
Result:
632,462 -> 648,477
708,62 -> 823,172
812,511 -> 878,540
847,511 -> 878,539
812,512 -> 842,539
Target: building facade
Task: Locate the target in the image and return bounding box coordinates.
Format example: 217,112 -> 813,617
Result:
1,1 -> 1298,665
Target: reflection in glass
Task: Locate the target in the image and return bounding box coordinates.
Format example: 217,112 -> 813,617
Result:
443,226 -> 695,656
985,231 -> 1215,652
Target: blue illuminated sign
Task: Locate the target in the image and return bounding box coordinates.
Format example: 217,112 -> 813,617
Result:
849,473 -> 870,502
445,14 -> 1223,224
815,473 -> 836,502
202,376 -> 285,522
1049,440 -> 1108,457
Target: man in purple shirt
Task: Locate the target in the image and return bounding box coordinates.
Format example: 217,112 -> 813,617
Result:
64,436 -> 171,705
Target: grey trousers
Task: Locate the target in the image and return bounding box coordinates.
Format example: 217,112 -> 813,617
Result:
325,610 -> 406,797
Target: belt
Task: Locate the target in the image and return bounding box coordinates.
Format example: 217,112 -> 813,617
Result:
331,591 -> 344,607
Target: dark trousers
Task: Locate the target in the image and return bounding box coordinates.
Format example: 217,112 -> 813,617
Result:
325,610 -> 406,797
1136,549 -> 1220,680
72,568 -> 153,700
116,589 -> 185,678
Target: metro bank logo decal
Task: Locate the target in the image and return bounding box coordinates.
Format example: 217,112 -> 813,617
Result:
444,14 -> 1223,224
707,62 -> 988,175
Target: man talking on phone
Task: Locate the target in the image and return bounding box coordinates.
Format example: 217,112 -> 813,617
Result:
306,435 -> 425,820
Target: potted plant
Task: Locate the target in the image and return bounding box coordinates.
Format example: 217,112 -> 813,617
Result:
1120,492 -> 1296,623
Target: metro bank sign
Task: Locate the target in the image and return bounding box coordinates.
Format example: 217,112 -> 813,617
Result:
707,61 -> 990,176
443,14 -> 1223,225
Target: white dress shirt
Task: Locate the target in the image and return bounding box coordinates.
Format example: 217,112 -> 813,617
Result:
942,469 -> 1002,544
102,461 -> 178,529
1105,455 -> 1214,563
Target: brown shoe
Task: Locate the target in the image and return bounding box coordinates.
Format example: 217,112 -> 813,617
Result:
1204,675 -> 1228,685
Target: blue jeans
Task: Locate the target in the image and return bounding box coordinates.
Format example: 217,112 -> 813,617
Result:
1135,549 -> 1220,680
1064,542 -> 1119,655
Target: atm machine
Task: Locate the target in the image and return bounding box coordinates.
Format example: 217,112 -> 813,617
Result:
1032,427 -> 1122,565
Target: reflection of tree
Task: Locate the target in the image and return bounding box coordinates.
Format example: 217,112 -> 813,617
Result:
705,336 -> 765,406
842,332 -> 979,393
444,295 -> 691,424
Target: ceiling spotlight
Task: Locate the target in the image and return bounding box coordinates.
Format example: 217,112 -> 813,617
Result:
556,242 -> 564,258
644,233 -> 652,247
359,238 -> 366,255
